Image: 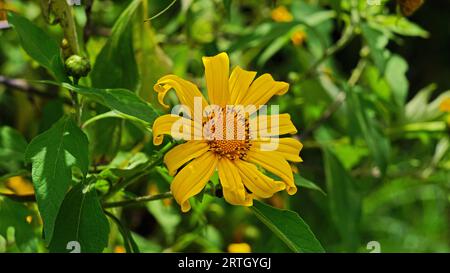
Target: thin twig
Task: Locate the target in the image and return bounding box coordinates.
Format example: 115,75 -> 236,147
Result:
0,75 -> 71,104
103,142 -> 176,200
103,192 -> 173,208
83,0 -> 94,45
144,0 -> 177,22
301,58 -> 367,140
298,25 -> 355,82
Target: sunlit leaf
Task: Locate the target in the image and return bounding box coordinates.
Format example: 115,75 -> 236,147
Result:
49,183 -> 109,253
347,86 -> 390,174
385,54 -> 409,107
322,147 -> 361,250
294,173 -> 326,195
251,200 -> 325,253
0,126 -> 27,172
7,12 -> 67,82
0,196 -> 35,250
90,0 -> 140,90
361,23 -> 389,73
24,116 -> 89,244
40,81 -> 159,125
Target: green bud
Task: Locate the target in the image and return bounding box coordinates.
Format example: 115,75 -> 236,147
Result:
65,55 -> 91,79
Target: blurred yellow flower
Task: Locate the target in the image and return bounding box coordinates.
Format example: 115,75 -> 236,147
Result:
152,52 -> 302,212
114,246 -> 126,253
271,6 -> 293,22
26,215 -> 33,224
228,243 -> 251,253
291,30 -> 307,46
439,97 -> 450,112
5,176 -> 35,195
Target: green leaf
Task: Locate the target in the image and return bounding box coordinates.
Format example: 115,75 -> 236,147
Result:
374,15 -> 429,38
228,22 -> 299,52
257,33 -> 291,67
361,23 -> 389,73
293,173 -> 326,195
24,116 -> 89,244
0,126 -> 28,172
49,183 -> 110,253
90,0 -> 140,90
146,200 -> 181,243
7,12 -> 67,82
251,200 -> 325,253
104,209 -> 139,253
87,118 -> 122,163
405,84 -> 450,123
40,81 -> 159,125
347,86 -> 390,174
385,54 -> 409,107
0,197 -> 35,250
322,147 -> 360,250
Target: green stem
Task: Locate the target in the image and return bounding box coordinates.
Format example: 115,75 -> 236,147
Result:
103,142 -> 175,200
104,210 -> 140,253
103,192 -> 173,208
70,77 -> 81,125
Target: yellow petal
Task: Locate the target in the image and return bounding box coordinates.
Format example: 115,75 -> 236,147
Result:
229,66 -> 257,105
240,74 -> 289,108
202,52 -> 230,106
154,74 -> 208,111
171,152 -> 218,212
218,158 -> 253,206
228,243 -> 252,253
245,150 -> 297,195
234,160 -> 285,198
152,114 -> 201,145
164,141 -> 209,176
252,138 -> 303,162
4,176 -> 35,195
251,113 -> 297,138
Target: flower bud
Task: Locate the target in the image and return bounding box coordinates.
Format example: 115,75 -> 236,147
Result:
65,54 -> 91,79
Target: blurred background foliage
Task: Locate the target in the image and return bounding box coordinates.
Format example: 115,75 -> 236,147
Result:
0,0 -> 449,253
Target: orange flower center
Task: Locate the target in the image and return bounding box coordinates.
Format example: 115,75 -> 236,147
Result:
204,107 -> 251,160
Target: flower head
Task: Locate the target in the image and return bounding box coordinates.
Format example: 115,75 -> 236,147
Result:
152,52 -> 302,212
271,6 -> 293,22
291,30 -> 307,46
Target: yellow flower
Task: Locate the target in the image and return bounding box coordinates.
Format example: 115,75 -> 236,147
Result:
228,243 -> 251,253
5,176 -> 35,195
114,246 -> 126,253
271,6 -> 293,22
152,52 -> 302,212
439,97 -> 450,113
291,30 -> 307,46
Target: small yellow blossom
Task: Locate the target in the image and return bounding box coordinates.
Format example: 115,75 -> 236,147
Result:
291,30 -> 307,46
228,243 -> 251,253
114,246 -> 126,253
271,6 -> 293,22
26,216 -> 33,224
439,97 -> 450,113
5,176 -> 35,195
